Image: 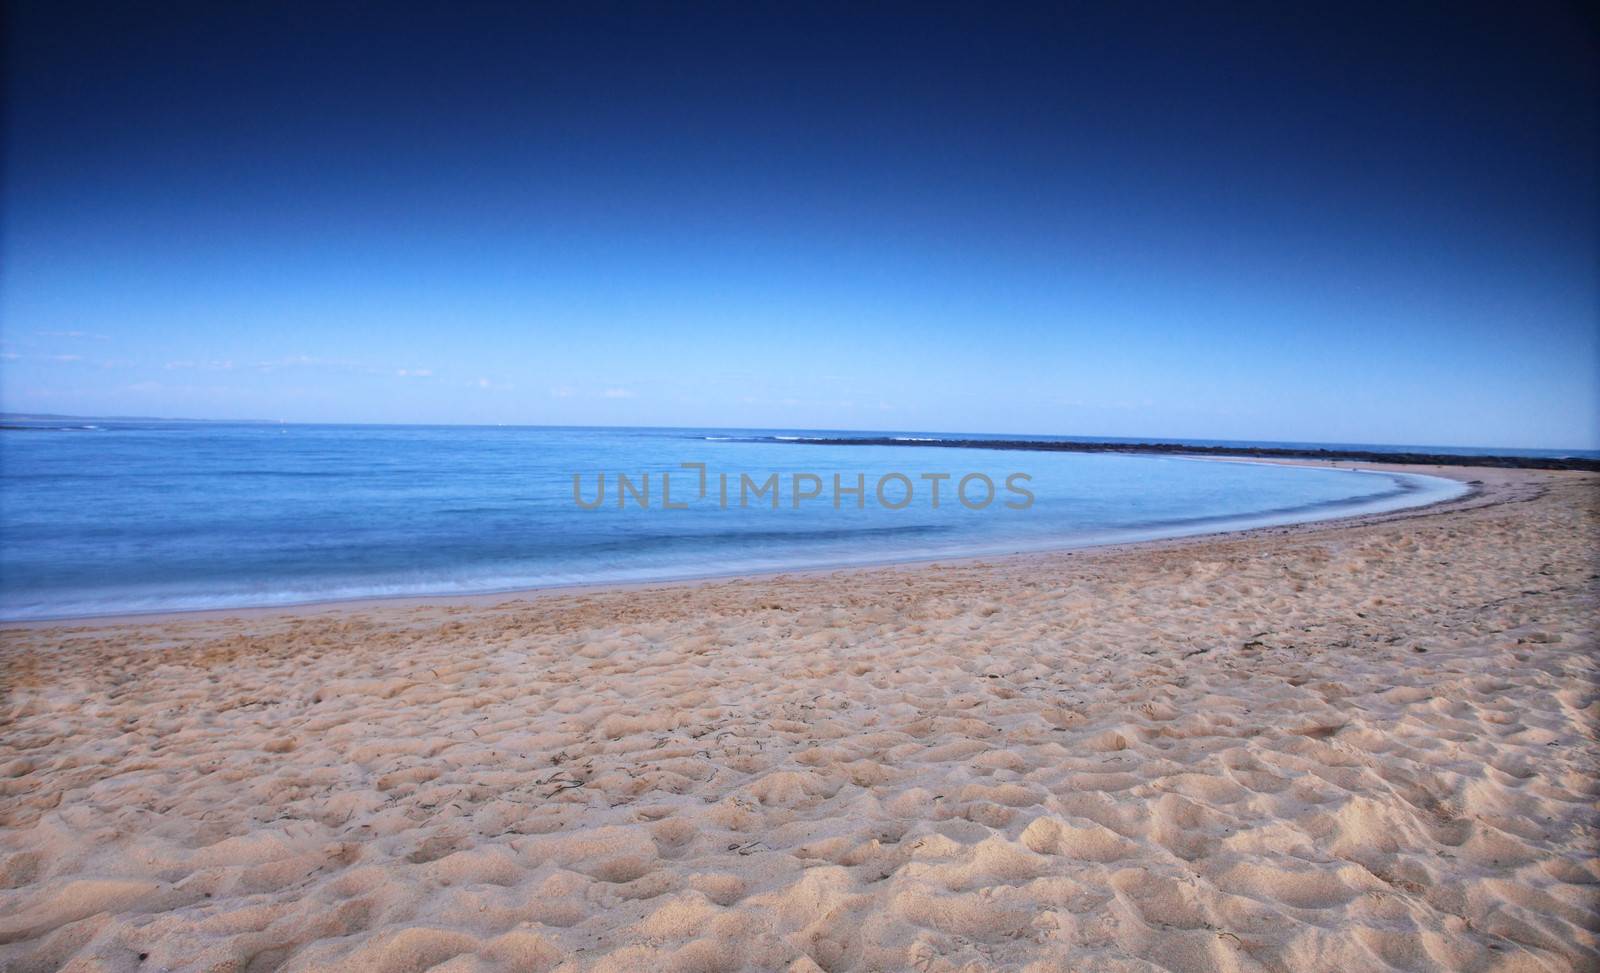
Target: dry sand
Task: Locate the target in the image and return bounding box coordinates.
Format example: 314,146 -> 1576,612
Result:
1,466 -> 1596,972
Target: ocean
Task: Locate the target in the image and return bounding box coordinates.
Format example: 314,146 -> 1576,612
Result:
0,421 -> 1484,620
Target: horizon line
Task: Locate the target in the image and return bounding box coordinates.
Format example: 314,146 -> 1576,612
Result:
3,412 -> 1596,455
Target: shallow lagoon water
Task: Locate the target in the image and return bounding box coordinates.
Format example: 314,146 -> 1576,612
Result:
0,422 -> 1468,619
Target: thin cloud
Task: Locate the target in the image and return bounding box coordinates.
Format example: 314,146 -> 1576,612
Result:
254,355 -> 405,377
3,352 -> 89,363
254,355 -> 325,372
166,360 -> 235,370
256,355 -> 372,372
34,330 -> 109,340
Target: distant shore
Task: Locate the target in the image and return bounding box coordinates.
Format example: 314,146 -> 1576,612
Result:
776,435 -> 1600,471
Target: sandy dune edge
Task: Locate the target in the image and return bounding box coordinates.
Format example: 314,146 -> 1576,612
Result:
2,468 -> 1596,972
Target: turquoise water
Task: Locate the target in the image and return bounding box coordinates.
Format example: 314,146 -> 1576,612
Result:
0,422 -> 1468,620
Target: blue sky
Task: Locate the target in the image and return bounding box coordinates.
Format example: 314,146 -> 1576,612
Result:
3,3 -> 1596,448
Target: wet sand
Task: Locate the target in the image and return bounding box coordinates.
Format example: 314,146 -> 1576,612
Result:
2,466 -> 1596,972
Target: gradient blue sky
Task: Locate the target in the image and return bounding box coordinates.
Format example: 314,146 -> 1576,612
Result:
3,2 -> 1596,447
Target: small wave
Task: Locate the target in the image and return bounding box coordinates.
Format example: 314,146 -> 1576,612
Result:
1,423 -> 103,432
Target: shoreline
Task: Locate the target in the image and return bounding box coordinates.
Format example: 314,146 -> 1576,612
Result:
0,458 -> 1483,630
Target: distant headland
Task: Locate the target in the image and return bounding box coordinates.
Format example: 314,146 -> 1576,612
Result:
772,437 -> 1600,472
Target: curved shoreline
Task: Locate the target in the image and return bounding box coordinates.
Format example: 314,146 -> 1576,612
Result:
0,459 -> 1492,629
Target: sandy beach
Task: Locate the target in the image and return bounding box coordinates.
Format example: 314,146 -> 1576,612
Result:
1,464 -> 1595,972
